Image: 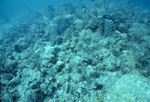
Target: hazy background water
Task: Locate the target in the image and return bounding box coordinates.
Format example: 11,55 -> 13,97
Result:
0,0 -> 149,19
0,0 -> 149,27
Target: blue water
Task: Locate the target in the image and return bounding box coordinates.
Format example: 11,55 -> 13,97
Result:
0,0 -> 149,21
0,0 -> 149,32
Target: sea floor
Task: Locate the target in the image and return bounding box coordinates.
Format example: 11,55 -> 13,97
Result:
0,1 -> 150,102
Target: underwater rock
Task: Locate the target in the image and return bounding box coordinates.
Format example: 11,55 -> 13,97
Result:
90,71 -> 99,78
14,44 -> 22,53
104,74 -> 150,102
14,38 -> 28,53
91,58 -> 99,65
30,81 -> 40,89
87,17 -> 98,30
24,89 -> 45,102
104,19 -> 115,37
3,60 -> 18,72
94,82 -> 103,90
2,94 -> 13,102
55,36 -> 63,45
0,27 -> 7,39
0,54 -> 5,62
7,77 -> 21,87
129,22 -> 149,41
74,19 -> 84,31
118,23 -> 128,33
120,50 -> 136,74
1,73 -> 12,81
55,60 -> 65,72
40,83 -> 47,92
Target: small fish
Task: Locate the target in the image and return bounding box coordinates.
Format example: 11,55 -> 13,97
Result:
72,23 -> 76,26
81,87 -> 86,91
56,28 -> 63,32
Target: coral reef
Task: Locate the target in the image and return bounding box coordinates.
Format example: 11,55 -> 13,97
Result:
0,1 -> 150,102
